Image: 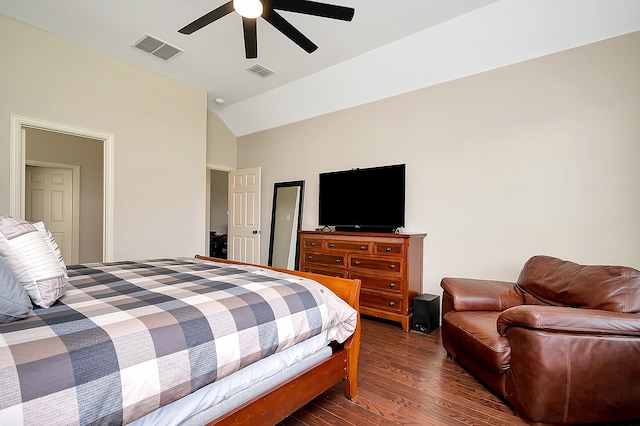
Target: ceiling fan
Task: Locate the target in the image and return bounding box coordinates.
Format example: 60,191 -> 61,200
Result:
179,0 -> 355,59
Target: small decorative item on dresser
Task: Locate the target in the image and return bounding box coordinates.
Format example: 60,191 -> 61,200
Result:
412,293 -> 440,333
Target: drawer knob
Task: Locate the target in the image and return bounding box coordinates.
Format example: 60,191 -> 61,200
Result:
354,261 -> 360,265
389,301 -> 395,307
360,246 -> 367,250
311,242 -> 316,246
329,243 -> 335,248
389,264 -> 396,269
335,259 -> 341,263
307,255 -> 313,260
386,247 -> 392,252
389,283 -> 396,288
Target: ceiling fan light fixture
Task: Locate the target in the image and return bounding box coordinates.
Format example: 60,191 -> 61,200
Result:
233,0 -> 263,19
179,0 -> 354,58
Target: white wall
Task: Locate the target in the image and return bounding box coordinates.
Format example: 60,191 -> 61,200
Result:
0,15 -> 208,260
237,32 -> 640,296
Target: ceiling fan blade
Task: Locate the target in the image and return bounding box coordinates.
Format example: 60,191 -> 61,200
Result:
272,0 -> 355,21
242,18 -> 258,59
179,1 -> 235,34
263,9 -> 318,53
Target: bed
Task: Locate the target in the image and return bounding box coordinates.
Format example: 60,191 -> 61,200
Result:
0,220 -> 361,426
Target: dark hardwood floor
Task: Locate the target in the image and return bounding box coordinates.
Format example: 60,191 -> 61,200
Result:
280,316 -> 530,426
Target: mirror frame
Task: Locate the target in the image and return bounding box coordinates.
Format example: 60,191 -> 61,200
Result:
268,180 -> 305,270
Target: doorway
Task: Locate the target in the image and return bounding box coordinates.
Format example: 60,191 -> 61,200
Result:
25,128 -> 104,263
208,169 -> 229,258
205,166 -> 262,263
10,115 -> 114,262
227,167 -> 261,264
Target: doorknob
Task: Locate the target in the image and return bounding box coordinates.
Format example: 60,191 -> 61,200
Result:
252,230 -> 261,234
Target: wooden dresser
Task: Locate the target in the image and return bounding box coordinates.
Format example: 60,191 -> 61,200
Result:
299,230 -> 426,332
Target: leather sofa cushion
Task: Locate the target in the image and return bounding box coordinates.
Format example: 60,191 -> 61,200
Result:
442,310 -> 511,373
517,255 -> 640,313
441,277 -> 523,311
497,304 -> 640,337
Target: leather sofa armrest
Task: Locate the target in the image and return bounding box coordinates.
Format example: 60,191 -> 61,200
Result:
441,277 -> 523,312
497,305 -> 640,336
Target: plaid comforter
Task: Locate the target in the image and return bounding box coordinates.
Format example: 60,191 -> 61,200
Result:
0,258 -> 357,425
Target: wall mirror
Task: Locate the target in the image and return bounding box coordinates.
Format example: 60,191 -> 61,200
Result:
268,180 -> 304,270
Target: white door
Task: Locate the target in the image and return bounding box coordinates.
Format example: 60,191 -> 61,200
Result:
228,167 -> 261,264
25,166 -> 76,263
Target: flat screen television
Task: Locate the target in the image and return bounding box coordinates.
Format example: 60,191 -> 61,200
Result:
318,164 -> 405,232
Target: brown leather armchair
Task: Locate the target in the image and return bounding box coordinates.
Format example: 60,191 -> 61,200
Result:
441,255 -> 640,425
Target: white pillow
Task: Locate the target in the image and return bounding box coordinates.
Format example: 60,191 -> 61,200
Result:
0,216 -> 68,308
32,221 -> 68,278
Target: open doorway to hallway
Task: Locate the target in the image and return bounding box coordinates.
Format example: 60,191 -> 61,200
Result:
209,169 -> 228,258
10,115 -> 114,262
25,128 -> 104,263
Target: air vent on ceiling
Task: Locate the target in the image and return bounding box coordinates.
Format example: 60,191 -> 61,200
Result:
246,64 -> 275,77
133,34 -> 182,61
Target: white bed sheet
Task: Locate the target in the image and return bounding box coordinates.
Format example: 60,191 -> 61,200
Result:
130,330 -> 331,426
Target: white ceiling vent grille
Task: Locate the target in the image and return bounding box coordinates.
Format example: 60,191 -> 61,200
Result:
133,34 -> 182,61
246,64 -> 275,77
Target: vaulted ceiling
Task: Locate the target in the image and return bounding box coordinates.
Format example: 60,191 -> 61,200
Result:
2,0 -> 639,135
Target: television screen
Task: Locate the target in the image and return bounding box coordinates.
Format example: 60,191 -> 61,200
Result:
319,164 -> 405,232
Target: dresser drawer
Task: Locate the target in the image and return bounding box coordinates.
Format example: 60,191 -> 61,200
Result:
350,256 -> 402,273
325,240 -> 371,253
302,252 -> 346,268
350,272 -> 402,294
373,242 -> 405,256
301,237 -> 324,250
302,265 -> 348,278
360,290 -> 403,314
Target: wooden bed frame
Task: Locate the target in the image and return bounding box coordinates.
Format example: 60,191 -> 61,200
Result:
194,255 -> 361,425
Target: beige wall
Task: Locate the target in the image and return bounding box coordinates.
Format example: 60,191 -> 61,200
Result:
206,110 -> 234,240
237,31 -> 640,296
26,128 -> 103,263
207,109 -> 237,170
1,15 -> 208,260
3,13 -> 637,290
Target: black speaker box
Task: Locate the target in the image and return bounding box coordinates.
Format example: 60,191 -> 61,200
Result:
412,294 -> 440,333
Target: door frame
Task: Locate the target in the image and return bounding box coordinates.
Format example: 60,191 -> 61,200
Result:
25,161 -> 81,264
10,114 -> 114,261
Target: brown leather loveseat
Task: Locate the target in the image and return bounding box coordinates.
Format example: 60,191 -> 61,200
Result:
441,255 -> 640,425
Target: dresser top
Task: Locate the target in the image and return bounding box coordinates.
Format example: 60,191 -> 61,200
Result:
299,230 -> 427,238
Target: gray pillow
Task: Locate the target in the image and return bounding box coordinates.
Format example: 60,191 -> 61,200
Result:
0,255 -> 33,323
